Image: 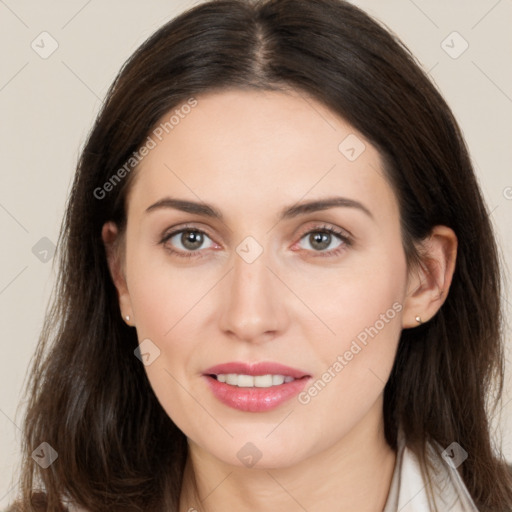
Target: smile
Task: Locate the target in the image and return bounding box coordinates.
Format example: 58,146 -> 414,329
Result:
214,373 -> 296,387
203,362 -> 311,412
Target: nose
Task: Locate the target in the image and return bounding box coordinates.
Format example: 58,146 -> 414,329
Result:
217,246 -> 289,344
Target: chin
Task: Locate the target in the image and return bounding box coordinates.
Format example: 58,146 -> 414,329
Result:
194,433 -> 314,470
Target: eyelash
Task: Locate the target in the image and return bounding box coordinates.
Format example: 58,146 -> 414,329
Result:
158,223 -> 353,259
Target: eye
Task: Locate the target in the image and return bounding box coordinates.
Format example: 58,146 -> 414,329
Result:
296,225 -> 352,257
160,226 -> 217,258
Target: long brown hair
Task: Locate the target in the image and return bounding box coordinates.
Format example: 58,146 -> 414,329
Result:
10,0 -> 512,510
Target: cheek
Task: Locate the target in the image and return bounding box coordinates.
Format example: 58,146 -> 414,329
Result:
124,245 -> 215,426
293,249 -> 407,435
126,240 -> 206,337
290,244 -> 407,355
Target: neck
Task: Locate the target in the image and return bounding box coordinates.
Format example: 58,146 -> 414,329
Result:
179,396 -> 396,512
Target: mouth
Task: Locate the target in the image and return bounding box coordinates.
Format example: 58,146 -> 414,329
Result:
202,361 -> 311,412
209,373 -> 300,387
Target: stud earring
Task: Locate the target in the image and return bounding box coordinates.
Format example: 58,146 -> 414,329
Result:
125,315 -> 130,322
415,315 -> 422,324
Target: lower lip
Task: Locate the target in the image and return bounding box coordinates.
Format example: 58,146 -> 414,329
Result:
203,375 -> 310,412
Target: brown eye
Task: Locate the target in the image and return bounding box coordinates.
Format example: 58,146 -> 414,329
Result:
160,228 -> 215,257
306,232 -> 334,251
179,230 -> 205,251
298,227 -> 349,254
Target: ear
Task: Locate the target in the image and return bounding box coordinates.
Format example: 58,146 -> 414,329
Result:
402,225 -> 457,328
102,221 -> 133,325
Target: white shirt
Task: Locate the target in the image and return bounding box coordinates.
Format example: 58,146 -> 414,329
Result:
383,427 -> 479,511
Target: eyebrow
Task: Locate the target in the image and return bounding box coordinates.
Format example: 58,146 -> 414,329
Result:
145,196 -> 373,221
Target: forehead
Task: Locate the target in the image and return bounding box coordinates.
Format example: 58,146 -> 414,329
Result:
127,88 -> 398,222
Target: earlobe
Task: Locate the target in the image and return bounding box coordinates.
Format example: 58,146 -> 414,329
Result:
402,225 -> 457,328
101,221 -> 133,324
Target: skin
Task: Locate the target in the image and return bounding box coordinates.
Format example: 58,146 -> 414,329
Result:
102,88 -> 457,511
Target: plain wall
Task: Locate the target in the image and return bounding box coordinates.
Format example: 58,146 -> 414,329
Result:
1,0 -> 511,505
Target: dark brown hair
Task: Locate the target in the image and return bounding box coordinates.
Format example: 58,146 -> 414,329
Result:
9,0 -> 512,510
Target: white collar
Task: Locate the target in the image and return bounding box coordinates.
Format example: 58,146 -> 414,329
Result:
383,427 -> 479,511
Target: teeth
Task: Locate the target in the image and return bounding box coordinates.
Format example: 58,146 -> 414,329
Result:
214,374 -> 297,387
271,375 -> 284,386
226,373 -> 238,385
238,374 -> 255,387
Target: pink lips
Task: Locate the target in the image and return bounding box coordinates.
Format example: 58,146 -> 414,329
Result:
203,361 -> 311,413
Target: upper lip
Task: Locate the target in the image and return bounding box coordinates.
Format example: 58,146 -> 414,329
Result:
203,361 -> 310,379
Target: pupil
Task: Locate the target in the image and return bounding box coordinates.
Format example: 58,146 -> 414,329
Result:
311,232 -> 330,250
182,231 -> 203,250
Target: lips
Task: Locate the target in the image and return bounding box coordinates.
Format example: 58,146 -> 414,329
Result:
202,361 -> 311,412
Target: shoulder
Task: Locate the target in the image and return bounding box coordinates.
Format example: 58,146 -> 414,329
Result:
410,439 -> 478,511
383,429 -> 479,512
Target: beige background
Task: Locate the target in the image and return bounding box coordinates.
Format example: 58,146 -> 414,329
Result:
1,0 -> 511,505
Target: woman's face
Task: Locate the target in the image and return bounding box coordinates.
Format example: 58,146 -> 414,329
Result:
115,88 -> 412,468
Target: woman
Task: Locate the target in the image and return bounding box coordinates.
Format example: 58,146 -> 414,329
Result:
8,0 -> 512,510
